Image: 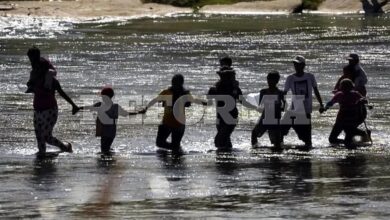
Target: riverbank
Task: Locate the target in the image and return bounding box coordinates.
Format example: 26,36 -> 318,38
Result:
0,0 -> 389,18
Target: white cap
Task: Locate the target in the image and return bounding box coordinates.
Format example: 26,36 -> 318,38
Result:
293,55 -> 306,64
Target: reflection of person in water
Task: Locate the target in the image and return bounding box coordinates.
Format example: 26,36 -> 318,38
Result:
31,159 -> 58,191
215,152 -> 238,176
292,158 -> 313,196
259,157 -> 313,196
336,155 -> 368,189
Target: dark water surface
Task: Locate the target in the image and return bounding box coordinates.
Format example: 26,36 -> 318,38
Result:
1,14 -> 390,218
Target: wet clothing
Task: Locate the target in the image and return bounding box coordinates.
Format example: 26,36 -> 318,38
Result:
329,123 -> 367,146
352,64 -> 368,97
33,78 -> 60,111
215,120 -> 236,151
32,77 -> 69,153
159,88 -> 191,128
156,124 -> 185,152
329,91 -> 365,124
326,90 -> 366,145
156,87 -> 192,151
334,65 -> 367,97
208,70 -> 242,150
208,78 -> 242,120
251,88 -> 285,146
86,101 -> 128,154
34,108 -> 68,154
101,136 -> 115,154
283,72 -> 319,146
258,88 -> 285,121
284,72 -> 318,114
27,57 -> 56,92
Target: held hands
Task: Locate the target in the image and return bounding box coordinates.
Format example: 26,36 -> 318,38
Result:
138,107 -> 147,114
319,106 -> 326,114
72,105 -> 81,115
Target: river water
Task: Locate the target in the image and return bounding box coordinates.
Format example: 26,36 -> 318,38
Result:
1,14 -> 390,218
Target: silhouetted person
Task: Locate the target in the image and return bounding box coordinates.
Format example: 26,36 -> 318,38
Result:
208,56 -> 258,152
347,53 -> 368,97
282,56 -> 324,150
78,87 -> 144,155
321,79 -> 369,147
26,46 -> 57,93
26,47 -> 79,157
144,74 -> 207,154
251,71 -> 285,150
362,0 -> 389,14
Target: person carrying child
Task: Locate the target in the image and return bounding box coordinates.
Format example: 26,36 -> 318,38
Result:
26,46 -> 57,93
320,79 -> 368,147
143,74 -> 207,154
332,64 -> 371,143
27,53 -> 79,156
347,53 -> 368,97
208,57 -> 258,152
251,71 -> 285,150
79,87 -> 145,155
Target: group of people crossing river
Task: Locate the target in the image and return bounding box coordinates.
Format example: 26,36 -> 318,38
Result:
26,46 -> 371,157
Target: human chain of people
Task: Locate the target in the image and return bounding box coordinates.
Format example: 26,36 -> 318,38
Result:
26,46 -> 370,157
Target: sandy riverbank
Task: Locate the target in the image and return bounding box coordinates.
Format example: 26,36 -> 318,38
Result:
0,0 -> 389,18
0,0 -> 192,18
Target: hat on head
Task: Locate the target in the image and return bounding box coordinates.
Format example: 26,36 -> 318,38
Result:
347,53 -> 359,61
293,55 -> 305,64
101,87 -> 114,98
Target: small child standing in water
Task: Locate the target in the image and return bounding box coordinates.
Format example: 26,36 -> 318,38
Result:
251,71 -> 285,149
79,87 -> 145,155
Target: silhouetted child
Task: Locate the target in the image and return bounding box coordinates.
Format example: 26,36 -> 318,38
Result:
321,79 -> 369,147
208,57 -> 258,152
79,87 -> 144,155
251,71 -> 285,149
26,46 -> 57,93
143,74 -> 207,155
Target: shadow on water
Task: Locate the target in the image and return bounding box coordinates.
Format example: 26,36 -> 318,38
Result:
291,158 -> 313,196
96,154 -> 117,170
157,150 -> 186,168
156,151 -> 187,183
73,155 -> 122,218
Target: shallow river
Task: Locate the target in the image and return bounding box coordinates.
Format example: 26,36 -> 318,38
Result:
1,14 -> 390,218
